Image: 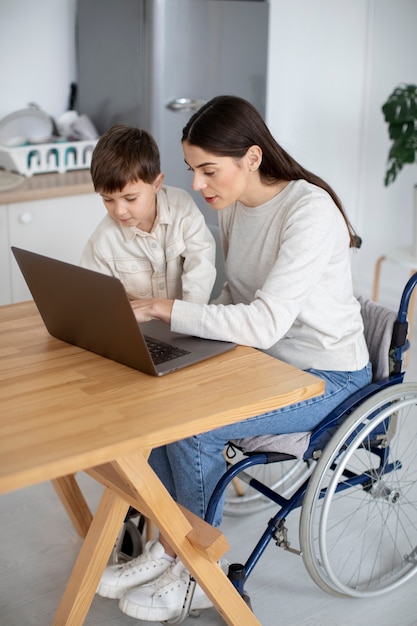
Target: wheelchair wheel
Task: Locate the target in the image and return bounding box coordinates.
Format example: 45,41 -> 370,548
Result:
111,519 -> 144,564
300,382 -> 417,598
223,448 -> 315,516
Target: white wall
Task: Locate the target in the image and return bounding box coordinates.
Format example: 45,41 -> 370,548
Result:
267,0 -> 369,232
0,0 -> 76,119
267,0 -> 417,303
359,0 -> 417,302
1,0 -> 417,305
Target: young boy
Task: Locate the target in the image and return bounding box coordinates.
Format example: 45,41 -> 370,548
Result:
80,125 -> 216,303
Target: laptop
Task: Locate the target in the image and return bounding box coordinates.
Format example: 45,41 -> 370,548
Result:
11,247 -> 236,376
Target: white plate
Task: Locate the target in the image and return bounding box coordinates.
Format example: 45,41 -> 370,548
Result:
0,108 -> 53,147
0,169 -> 25,192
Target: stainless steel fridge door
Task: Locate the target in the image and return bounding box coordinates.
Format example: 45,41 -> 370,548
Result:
77,0 -> 148,134
146,0 -> 269,222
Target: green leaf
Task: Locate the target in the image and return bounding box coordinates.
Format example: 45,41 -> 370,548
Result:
410,99 -> 417,117
388,124 -> 403,140
402,147 -> 415,163
403,121 -> 416,138
384,163 -> 400,186
382,83 -> 417,185
382,101 -> 398,122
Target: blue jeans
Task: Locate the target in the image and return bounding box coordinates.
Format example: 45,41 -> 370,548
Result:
149,363 -> 372,527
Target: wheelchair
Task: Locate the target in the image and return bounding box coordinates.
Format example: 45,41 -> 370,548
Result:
201,273 -> 417,613
112,274 -> 417,624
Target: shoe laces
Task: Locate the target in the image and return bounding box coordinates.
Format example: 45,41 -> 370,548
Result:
150,561 -> 189,593
120,544 -> 160,576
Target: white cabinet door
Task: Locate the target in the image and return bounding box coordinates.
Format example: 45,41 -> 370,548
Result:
9,193 -> 106,303
0,205 -> 12,305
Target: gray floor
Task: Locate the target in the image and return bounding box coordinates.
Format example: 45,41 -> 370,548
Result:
2,367 -> 417,625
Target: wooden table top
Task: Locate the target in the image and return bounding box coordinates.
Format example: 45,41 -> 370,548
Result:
0,300 -> 324,494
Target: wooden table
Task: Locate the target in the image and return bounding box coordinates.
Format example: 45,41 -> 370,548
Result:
0,301 -> 324,625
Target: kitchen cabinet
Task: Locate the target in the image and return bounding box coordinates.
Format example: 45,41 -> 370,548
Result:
1,191 -> 106,305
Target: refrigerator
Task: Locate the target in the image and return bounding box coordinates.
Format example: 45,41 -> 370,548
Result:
76,0 -> 269,223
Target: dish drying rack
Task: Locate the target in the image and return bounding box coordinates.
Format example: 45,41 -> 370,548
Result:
0,140 -> 97,177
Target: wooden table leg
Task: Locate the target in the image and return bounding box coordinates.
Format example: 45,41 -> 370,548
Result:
52,487 -> 128,625
52,474 -> 93,538
372,255 -> 386,302
90,453 -> 261,626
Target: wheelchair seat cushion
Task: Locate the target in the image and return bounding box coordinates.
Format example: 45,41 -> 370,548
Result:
230,431 -> 311,459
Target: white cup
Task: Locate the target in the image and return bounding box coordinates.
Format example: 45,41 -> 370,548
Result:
70,114 -> 99,140
57,111 -> 79,138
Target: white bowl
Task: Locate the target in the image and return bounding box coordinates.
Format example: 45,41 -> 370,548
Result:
0,107 -> 53,146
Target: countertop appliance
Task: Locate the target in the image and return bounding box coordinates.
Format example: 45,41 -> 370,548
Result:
76,0 -> 269,223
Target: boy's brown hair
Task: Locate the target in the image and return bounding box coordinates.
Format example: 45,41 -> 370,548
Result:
90,125 -> 161,192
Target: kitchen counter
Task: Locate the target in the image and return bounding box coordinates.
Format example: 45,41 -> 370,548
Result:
0,169 -> 104,306
0,170 -> 94,204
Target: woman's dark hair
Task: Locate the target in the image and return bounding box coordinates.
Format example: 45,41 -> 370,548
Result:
90,125 -> 161,193
182,96 -> 361,248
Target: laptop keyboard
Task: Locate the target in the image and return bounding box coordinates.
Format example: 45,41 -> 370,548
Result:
144,336 -> 191,365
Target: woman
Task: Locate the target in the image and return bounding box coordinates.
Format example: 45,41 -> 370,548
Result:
98,95 -> 372,622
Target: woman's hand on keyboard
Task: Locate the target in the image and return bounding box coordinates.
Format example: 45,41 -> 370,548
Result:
130,298 -> 174,324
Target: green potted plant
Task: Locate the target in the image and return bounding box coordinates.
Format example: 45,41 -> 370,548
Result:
382,83 -> 417,186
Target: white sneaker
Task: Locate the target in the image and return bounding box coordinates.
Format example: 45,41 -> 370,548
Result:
96,539 -> 172,599
119,559 -> 213,621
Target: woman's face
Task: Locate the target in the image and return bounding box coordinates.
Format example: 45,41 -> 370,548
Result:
183,141 -> 253,210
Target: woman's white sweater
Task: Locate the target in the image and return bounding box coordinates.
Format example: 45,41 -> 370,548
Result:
171,180 -> 369,372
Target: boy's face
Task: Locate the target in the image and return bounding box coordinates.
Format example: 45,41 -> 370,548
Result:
99,174 -> 164,232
